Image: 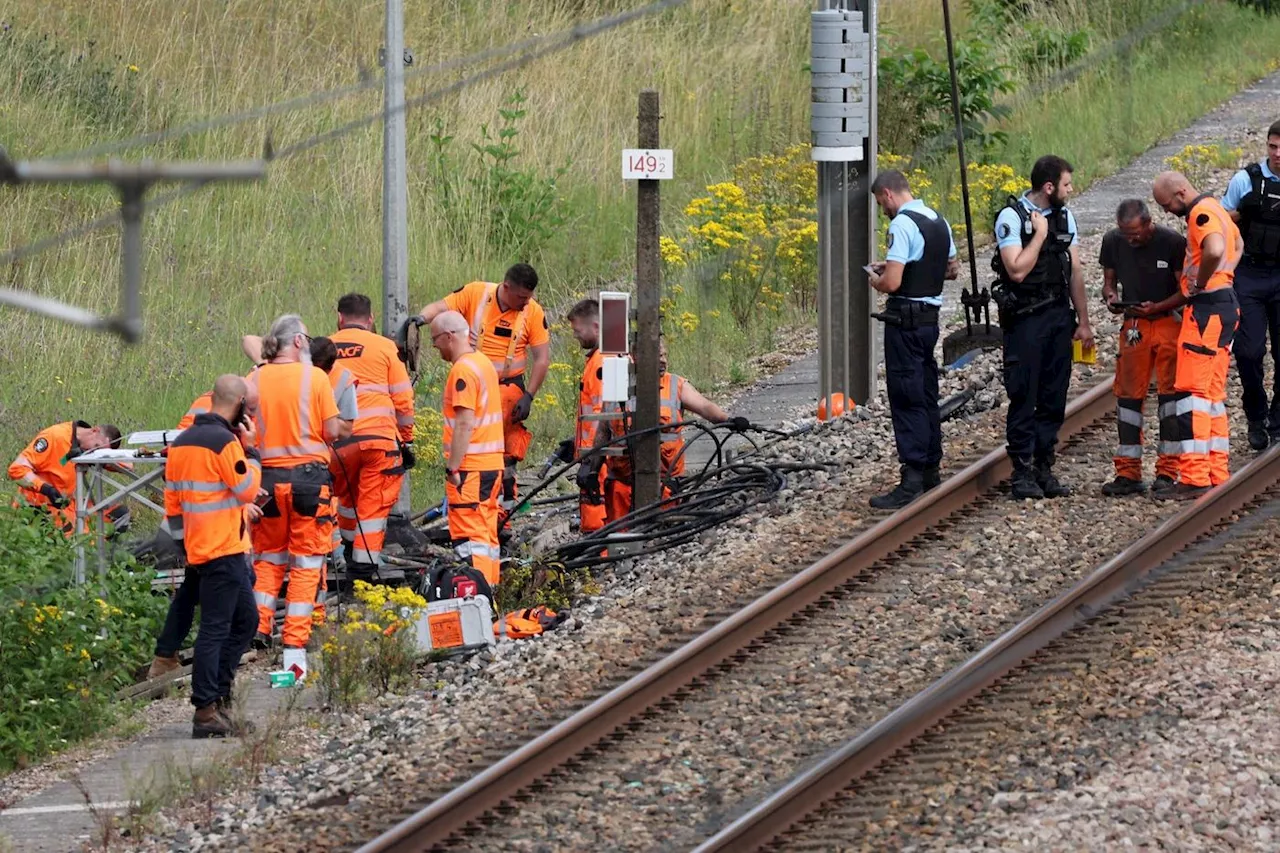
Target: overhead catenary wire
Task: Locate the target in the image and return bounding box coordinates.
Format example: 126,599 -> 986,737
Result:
1,0 -> 692,269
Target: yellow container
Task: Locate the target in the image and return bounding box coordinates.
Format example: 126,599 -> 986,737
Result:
1073,339 -> 1097,365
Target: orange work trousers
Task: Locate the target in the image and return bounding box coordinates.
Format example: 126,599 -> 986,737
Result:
1113,315 -> 1180,481
14,490 -> 75,533
603,476 -> 673,528
447,469 -> 503,587
579,465 -> 607,533
330,437 -> 403,567
500,381 -> 533,505
1166,293 -> 1239,488
251,463 -> 334,648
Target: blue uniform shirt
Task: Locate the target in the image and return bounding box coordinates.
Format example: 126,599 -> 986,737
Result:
994,192 -> 1079,252
1221,160 -> 1279,211
885,199 -> 957,307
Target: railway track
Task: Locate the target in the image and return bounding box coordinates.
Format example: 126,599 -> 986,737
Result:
715,442 -> 1280,852
352,378 -> 1185,852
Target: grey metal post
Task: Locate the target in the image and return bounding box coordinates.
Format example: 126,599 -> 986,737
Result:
119,183 -> 145,343
812,1 -> 875,412
382,0 -> 412,518
632,90 -> 663,509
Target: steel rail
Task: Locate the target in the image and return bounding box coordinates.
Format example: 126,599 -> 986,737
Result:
695,440 -> 1280,852
356,379 -> 1114,852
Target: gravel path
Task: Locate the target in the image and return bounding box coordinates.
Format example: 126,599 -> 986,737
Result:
771,492 -> 1280,852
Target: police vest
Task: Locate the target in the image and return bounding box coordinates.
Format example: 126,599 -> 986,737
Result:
990,196 -> 1072,298
1238,163 -> 1280,265
897,209 -> 950,299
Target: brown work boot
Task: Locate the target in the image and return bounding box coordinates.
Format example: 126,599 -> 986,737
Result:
147,654 -> 181,680
192,704 -> 234,739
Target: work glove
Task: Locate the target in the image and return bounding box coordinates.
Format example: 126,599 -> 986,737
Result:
726,416 -> 752,433
554,438 -> 576,465
576,459 -> 603,497
511,390 -> 534,423
400,441 -> 417,471
39,483 -> 69,509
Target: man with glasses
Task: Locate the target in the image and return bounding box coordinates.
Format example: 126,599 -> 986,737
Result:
430,311 -> 505,586
246,314 -> 342,680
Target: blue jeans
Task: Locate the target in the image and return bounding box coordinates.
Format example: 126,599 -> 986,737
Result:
190,554 -> 258,709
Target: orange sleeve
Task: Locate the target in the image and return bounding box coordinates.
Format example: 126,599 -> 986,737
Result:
217,441 -> 261,505
9,428 -> 57,483
443,281 -> 482,317
448,362 -> 481,412
525,301 -> 550,348
1189,207 -> 1224,245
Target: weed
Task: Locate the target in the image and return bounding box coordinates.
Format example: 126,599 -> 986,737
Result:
1164,143 -> 1245,191
313,582 -> 425,711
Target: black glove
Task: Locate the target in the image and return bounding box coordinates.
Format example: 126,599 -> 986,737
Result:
400,442 -> 417,471
726,416 -> 752,433
576,459 -> 602,495
39,483 -> 69,509
511,390 -> 534,423
554,438 -> 576,464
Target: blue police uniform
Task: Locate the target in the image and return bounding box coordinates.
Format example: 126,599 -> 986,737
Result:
1222,161 -> 1280,443
882,200 -> 954,474
993,193 -> 1078,495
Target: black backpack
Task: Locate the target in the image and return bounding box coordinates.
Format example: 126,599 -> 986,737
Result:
422,562 -> 494,603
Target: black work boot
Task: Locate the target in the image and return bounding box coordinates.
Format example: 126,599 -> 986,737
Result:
1151,474 -> 1176,495
192,703 -> 234,739
1010,457 -> 1045,500
1101,476 -> 1146,496
869,465 -> 926,510
347,562 -> 381,585
923,465 -> 942,491
1248,420 -> 1270,451
1035,459 -> 1071,498
251,632 -> 272,651
1155,482 -> 1211,501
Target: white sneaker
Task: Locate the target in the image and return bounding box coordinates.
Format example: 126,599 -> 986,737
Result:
282,647 -> 308,684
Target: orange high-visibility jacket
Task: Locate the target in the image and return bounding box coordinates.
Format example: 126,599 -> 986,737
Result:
9,420 -> 86,498
253,362 -> 339,467
444,282 -> 550,381
164,413 -> 261,564
1182,196 -> 1242,296
443,352 -> 505,472
178,392 -> 214,430
330,327 -> 414,441
576,349 -> 604,455
606,372 -> 688,479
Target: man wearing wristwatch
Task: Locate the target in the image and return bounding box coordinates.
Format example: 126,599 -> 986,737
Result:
431,310 -> 505,586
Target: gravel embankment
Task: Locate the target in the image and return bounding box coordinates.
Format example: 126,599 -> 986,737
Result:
773,502 -> 1280,852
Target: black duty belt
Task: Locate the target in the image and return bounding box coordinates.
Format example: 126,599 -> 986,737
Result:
873,298 -> 940,329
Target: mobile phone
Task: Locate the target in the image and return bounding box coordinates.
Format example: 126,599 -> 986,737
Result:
1111,300 -> 1144,308
863,264 -> 880,276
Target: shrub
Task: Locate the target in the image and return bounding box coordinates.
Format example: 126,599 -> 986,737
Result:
0,506 -> 165,770
674,144 -> 817,329
878,39 -> 1016,160
314,581 -> 425,711
425,90 -> 571,262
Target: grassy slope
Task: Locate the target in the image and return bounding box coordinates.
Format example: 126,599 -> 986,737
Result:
3,0 -> 1280,509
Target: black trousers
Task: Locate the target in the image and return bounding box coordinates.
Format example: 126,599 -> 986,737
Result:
884,322 -> 942,468
190,554 -> 258,709
1002,302 -> 1075,461
1232,262 -> 1280,424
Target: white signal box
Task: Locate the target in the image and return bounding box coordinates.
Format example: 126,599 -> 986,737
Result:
599,291 -> 631,403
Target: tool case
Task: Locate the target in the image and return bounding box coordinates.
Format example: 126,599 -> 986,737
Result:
412,594 -> 497,653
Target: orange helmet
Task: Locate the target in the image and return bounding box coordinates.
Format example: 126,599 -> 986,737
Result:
817,393 -> 852,422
